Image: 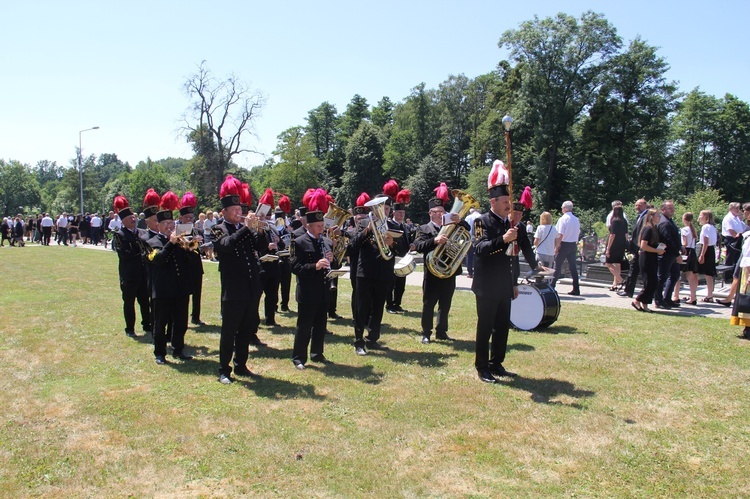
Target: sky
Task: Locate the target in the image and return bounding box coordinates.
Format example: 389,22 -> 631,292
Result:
2,0 -> 748,171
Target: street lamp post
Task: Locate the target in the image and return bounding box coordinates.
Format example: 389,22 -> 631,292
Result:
79,126 -> 100,215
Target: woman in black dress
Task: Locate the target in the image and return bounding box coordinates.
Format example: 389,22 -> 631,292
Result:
69,215 -> 80,247
632,209 -> 665,312
605,206 -> 628,290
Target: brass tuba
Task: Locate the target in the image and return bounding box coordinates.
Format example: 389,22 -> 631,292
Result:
324,202 -> 351,267
364,197 -> 393,260
425,189 -> 479,278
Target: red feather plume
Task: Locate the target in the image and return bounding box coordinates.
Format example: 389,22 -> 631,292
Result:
219,175 -> 242,199
302,188 -> 316,209
259,188 -> 274,207
356,192 -> 371,207
143,188 -> 160,208
433,183 -> 450,203
180,191 -> 197,209
113,195 -> 129,212
160,191 -> 179,212
383,179 -> 399,199
240,183 -> 252,207
519,186 -> 533,210
488,160 -> 509,188
309,188 -> 329,213
396,189 -> 411,205
278,195 -> 292,214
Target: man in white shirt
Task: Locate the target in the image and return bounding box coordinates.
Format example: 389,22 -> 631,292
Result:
90,213 -> 102,245
552,200 -> 581,295
722,202 -> 747,282
40,213 -> 54,246
56,212 -> 69,246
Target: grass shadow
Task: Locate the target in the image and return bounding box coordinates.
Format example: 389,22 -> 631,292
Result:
506,376 -> 595,409
379,348 -> 458,368
305,362 -> 385,384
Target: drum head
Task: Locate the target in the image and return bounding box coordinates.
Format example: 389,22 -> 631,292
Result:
511,284 -> 544,331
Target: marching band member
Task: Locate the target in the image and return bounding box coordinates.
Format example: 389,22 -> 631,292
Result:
140,188 -> 162,336
213,175 -> 264,384
145,191 -> 194,365
386,186 -> 412,314
255,189 -> 283,327
276,194 -> 293,313
290,188 -> 334,369
472,161 -> 518,383
239,182 -> 266,347
346,193 -> 370,321
111,195 -> 151,338
178,192 -> 206,326
415,183 -> 467,343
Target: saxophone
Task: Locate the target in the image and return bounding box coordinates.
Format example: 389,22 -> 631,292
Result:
425,189 -> 479,278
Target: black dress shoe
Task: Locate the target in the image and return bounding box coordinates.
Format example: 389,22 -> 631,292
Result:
233,366 -> 256,377
421,336 -> 430,344
142,324 -> 152,333
365,341 -> 388,350
654,301 -> 671,309
328,313 -> 343,320
155,356 -> 168,365
435,333 -> 454,341
265,320 -> 279,327
477,370 -> 498,383
567,290 -> 580,296
125,330 -> 137,338
218,374 -> 233,384
280,305 -> 289,312
249,336 -> 267,346
355,346 -> 367,356
490,365 -> 517,378
665,300 -> 680,308
310,354 -> 332,364
385,307 -> 397,314
293,361 -> 306,370
191,319 -> 206,326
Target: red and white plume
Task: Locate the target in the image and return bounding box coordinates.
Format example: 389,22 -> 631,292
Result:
143,188 -> 161,208
240,183 -> 252,207
309,188 -> 330,213
488,160 -> 509,188
278,195 -> 292,214
160,191 -> 179,212
396,189 -> 411,205
180,191 -> 197,210
383,179 -> 399,199
259,188 -> 274,207
519,186 -> 533,210
356,192 -> 371,207
219,175 -> 242,199
434,183 -> 450,204
113,195 -> 129,212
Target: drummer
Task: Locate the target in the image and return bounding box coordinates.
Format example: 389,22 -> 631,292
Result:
414,182 -> 469,344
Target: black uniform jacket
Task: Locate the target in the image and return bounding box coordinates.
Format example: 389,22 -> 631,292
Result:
471,210 -> 515,299
350,220 -> 407,282
212,221 -> 263,302
513,220 -> 538,283
145,234 -> 193,299
290,232 -> 330,305
112,226 -> 149,283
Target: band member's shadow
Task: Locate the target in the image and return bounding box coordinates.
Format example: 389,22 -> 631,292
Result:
504,376 -> 595,409
305,363 -> 385,385
380,349 -> 458,368
518,325 -> 584,335
251,344 -> 293,360
189,324 -> 221,334
189,345 -> 220,357
396,310 -> 422,320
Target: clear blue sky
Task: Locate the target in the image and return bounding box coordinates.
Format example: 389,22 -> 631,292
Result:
2,0 -> 747,170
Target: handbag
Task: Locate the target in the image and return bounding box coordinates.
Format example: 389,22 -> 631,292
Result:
736,293 -> 750,315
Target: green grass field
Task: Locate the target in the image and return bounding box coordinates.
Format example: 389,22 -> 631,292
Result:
1,247 -> 749,497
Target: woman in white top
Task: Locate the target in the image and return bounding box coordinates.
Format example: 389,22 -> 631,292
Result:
673,212 -> 699,305
697,210 -> 718,302
202,210 -> 216,261
534,211 -> 558,269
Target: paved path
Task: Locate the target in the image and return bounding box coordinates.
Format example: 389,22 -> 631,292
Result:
31,241 -> 733,320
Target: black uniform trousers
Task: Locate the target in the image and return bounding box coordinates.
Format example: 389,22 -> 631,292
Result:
724,236 -> 741,282
42,226 -> 52,245
279,258 -> 291,310
474,294 -> 512,371
261,264 -> 280,323
152,296 -> 189,357
421,275 -> 456,338
387,276 -> 406,310
292,301 -> 328,365
190,274 -> 202,322
354,277 -> 390,344
327,278 -> 338,316
121,279 -> 151,333
622,254 -> 641,297
219,300 -> 259,375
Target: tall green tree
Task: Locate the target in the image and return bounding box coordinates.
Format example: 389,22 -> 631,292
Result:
336,122 -> 385,208
499,11 -> 621,209
711,94 -> 750,200
404,155 -> 452,224
268,126 -> 323,207
0,160 -> 40,216
306,102 -> 345,186
434,74 -> 473,187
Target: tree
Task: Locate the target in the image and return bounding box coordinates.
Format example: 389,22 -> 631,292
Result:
404,155 -> 452,225
434,74 -> 473,187
267,126 -> 323,207
128,159 -> 171,206
371,96 -> 395,130
336,122 -> 385,208
306,102 -> 345,186
499,11 -> 621,209
182,61 -> 265,201
0,160 -> 40,216
711,94 -> 750,200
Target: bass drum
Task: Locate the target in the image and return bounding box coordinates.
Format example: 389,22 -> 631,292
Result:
393,253 -> 416,277
510,283 -> 560,331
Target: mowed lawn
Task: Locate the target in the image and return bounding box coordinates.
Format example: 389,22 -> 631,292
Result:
1,247 -> 749,497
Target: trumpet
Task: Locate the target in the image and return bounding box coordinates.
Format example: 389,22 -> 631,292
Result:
176,234 -> 200,251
